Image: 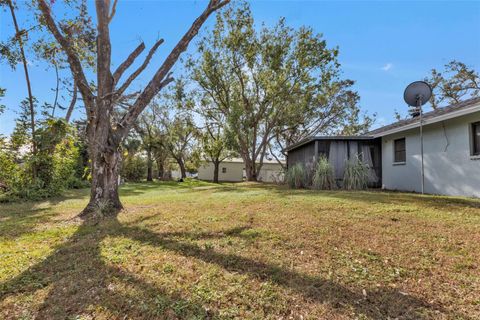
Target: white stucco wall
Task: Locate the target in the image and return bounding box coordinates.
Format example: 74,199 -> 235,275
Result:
257,163 -> 285,183
381,112 -> 480,197
197,162 -> 244,182
198,160 -> 285,182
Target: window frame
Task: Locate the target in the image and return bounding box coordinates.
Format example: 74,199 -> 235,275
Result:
393,137 -> 406,164
222,167 -> 227,174
471,121 -> 480,156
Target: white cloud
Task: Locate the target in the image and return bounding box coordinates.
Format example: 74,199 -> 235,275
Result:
381,63 -> 393,71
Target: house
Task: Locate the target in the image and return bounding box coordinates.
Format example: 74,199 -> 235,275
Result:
285,97 -> 480,197
198,158 -> 285,182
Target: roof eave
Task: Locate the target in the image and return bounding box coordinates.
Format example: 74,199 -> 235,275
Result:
371,104 -> 480,138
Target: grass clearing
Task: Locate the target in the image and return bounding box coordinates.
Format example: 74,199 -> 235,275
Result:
1,180 -> 479,319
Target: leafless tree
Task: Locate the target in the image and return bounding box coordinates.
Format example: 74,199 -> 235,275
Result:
37,0 -> 230,218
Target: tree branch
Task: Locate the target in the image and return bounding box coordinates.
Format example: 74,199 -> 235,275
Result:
65,81 -> 78,123
109,0 -> 118,23
118,0 -> 230,137
115,39 -> 164,97
112,42 -> 146,84
37,0 -> 94,111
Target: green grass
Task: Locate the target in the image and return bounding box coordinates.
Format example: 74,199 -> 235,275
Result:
1,180 -> 479,319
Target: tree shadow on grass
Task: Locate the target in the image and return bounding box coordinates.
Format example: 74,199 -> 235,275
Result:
0,217 -> 469,319
0,189 -> 89,240
0,219 -> 217,320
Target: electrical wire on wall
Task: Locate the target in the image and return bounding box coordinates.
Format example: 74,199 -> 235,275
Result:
442,121 -> 450,152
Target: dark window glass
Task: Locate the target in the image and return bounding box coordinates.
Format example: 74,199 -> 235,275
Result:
394,138 -> 406,163
473,122 -> 480,156
222,167 -> 227,173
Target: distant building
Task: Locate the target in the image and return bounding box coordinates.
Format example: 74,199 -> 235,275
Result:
198,158 -> 285,183
286,97 -> 480,197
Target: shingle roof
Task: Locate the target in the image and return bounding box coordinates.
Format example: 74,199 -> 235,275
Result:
368,96 -> 480,136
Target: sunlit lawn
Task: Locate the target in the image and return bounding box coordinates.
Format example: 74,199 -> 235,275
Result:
1,180 -> 479,319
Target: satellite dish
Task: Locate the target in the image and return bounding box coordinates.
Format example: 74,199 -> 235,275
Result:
404,81 -> 432,107
403,81 -> 432,195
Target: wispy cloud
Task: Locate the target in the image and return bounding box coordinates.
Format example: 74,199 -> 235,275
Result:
381,63 -> 393,71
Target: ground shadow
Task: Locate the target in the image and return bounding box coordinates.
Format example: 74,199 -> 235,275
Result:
1,215 -> 469,319
0,219 -> 217,319
0,189 -> 89,239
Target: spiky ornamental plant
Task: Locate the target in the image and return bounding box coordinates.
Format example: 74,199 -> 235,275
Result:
286,163 -> 308,189
343,155 -> 369,190
312,156 -> 336,190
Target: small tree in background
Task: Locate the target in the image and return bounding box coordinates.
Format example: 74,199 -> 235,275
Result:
200,123 -> 237,183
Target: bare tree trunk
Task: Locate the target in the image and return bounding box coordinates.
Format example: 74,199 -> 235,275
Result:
146,149 -> 153,181
65,82 -> 77,123
177,158 -> 187,179
51,61 -> 59,117
244,159 -> 257,181
213,160 -> 220,183
37,0 -> 230,219
156,158 -> 164,180
80,122 -> 123,217
7,0 -> 37,176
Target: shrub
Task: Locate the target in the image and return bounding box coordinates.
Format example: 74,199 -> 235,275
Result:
312,156 -> 336,190
122,155 -> 147,182
343,155 -> 369,190
285,163 -> 308,189
0,120 -> 88,201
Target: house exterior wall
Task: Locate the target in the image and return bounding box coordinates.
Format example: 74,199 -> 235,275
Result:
258,162 -> 285,183
381,112 -> 480,197
198,161 -> 285,182
197,162 -> 243,182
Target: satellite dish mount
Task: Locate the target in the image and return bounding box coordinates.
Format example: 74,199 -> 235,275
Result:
403,81 -> 432,194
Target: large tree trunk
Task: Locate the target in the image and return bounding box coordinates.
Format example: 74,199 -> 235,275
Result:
244,159 -> 257,181
156,158 -> 165,180
146,149 -> 153,182
213,160 -> 220,183
177,158 -> 187,179
80,145 -> 123,217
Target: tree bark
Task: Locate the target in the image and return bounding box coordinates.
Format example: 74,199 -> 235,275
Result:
156,158 -> 165,180
244,159 -> 257,181
177,158 -> 187,179
213,160 -> 219,183
80,134 -> 123,217
146,149 -> 153,181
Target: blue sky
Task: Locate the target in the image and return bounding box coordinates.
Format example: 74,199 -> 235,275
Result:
1,0 -> 479,135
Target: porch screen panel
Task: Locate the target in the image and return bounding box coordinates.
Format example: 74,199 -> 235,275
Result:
361,145 -> 379,183
328,141 -> 348,179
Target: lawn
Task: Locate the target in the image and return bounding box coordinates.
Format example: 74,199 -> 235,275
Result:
0,181 -> 479,320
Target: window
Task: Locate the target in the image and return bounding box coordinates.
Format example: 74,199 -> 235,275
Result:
394,138 -> 406,163
222,167 -> 227,173
472,122 -> 480,156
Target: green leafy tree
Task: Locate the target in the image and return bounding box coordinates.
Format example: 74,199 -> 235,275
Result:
200,123 -> 237,183
189,2 -> 370,180
426,60 -> 480,109
163,113 -> 198,179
